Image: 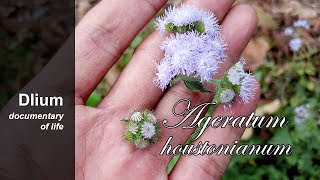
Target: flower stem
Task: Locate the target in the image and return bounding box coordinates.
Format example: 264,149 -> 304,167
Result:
171,75 -> 201,85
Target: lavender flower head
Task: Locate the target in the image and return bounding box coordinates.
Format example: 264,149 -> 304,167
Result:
294,104 -> 311,124
227,59 -> 246,85
293,19 -> 310,30
155,31 -> 226,90
156,4 -> 219,35
289,38 -> 302,52
220,89 -> 236,104
283,27 -> 295,36
239,74 -> 257,104
141,122 -> 156,139
226,59 -> 257,104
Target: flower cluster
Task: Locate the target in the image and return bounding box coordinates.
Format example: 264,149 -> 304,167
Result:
123,110 -> 161,149
154,4 -> 226,90
289,38 -> 302,52
293,19 -> 311,30
213,59 -> 257,108
156,4 -> 219,35
283,19 -> 310,52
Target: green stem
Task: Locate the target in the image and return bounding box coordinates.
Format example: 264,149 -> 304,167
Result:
167,103 -> 217,174
171,75 -> 201,85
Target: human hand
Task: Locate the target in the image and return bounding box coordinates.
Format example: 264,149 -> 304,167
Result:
75,0 -> 260,179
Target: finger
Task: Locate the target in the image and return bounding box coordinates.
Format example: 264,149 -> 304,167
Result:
170,78 -> 260,179
75,0 -> 167,104
97,32 -> 165,110
98,0 -> 235,112
149,4 -> 258,165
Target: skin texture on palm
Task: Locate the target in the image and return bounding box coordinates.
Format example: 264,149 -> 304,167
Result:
75,0 -> 259,179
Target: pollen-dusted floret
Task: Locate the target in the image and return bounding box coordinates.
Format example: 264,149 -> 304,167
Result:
156,4 -> 219,35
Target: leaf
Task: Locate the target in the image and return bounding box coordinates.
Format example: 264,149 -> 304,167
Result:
269,127 -> 293,145
183,80 -> 209,93
123,130 -> 133,141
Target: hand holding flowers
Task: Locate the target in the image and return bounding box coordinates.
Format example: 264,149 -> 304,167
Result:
154,5 -> 257,109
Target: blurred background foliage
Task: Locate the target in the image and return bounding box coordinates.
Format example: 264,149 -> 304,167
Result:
0,0 -> 318,179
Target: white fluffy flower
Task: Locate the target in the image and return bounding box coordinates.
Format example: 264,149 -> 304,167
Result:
127,123 -> 138,134
147,113 -> 157,124
239,74 -> 257,104
227,60 -> 246,85
289,38 -> 302,52
283,27 -> 295,36
156,4 -> 219,35
154,59 -> 176,90
155,31 -> 226,89
130,112 -> 143,122
141,122 -> 156,139
220,89 -> 235,104
135,139 -> 149,149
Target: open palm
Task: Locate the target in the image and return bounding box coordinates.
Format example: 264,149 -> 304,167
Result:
75,0 -> 260,179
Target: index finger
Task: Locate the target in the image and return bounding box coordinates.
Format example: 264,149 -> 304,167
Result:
75,0 -> 167,104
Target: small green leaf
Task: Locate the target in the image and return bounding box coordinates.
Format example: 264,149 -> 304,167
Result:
165,21 -> 206,34
124,130 -> 133,141
183,80 -> 210,93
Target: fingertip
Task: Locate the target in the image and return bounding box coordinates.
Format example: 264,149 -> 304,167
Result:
233,4 -> 258,27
